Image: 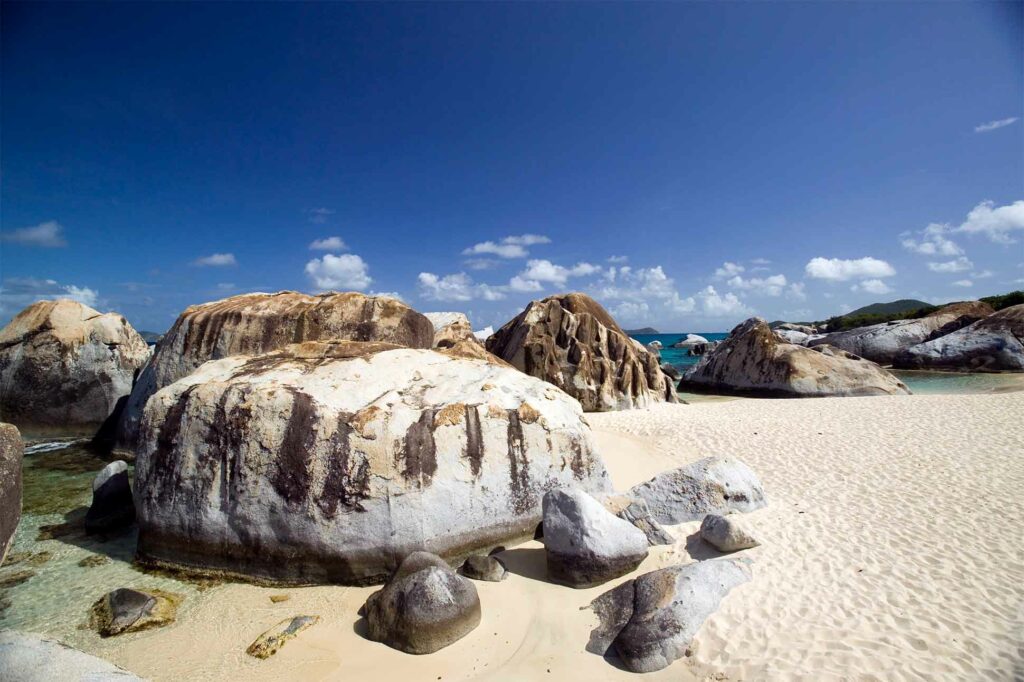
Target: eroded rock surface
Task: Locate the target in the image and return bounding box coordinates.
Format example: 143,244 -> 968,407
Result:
630,457 -> 767,525
0,631 -> 144,681
135,341 -> 610,584
424,312 -> 479,349
486,293 -> 677,411
0,300 -> 150,436
700,513 -> 760,552
681,317 -> 910,397
893,304 -> 1024,372
0,423 -> 22,565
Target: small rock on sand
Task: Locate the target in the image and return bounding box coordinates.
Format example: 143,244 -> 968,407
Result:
246,615 -> 320,659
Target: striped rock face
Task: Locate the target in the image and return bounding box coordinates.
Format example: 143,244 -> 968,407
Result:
0,299 -> 150,436
135,341 -> 610,585
486,293 -> 678,412
115,291 -> 434,456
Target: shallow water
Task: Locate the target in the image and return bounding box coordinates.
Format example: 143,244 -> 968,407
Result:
892,370 -> 1024,395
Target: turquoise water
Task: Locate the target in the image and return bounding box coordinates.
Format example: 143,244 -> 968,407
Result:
631,332 -> 729,371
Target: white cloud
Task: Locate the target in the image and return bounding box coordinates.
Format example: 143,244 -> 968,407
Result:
309,236 -> 347,251
726,273 -> 787,296
193,253 -> 237,267
0,277 -> 99,317
713,262 -> 745,279
1,220 -> 68,248
851,279 -> 892,295
787,282 -> 807,301
462,234 -> 551,259
508,275 -> 543,292
805,257 -> 895,281
971,269 -> 994,279
953,200 -> 1024,244
952,279 -> 973,287
927,256 -> 973,273
307,208 -> 335,224
607,255 -> 629,263
974,117 -> 1019,133
464,258 -> 498,270
305,254 -> 372,290
417,272 -> 505,301
901,223 -> 963,256
593,266 -> 695,315
698,286 -> 752,317
517,259 -> 599,286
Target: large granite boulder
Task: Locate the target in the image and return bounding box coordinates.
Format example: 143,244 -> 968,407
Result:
423,312 -> 479,349
542,488 -> 649,588
135,340 -> 610,584
0,423 -> 22,565
893,304 -> 1024,371
0,631 -> 144,681
680,317 -> 910,397
364,551 -> 481,654
586,560 -> 751,673
630,457 -> 767,524
486,293 -> 677,411
0,300 -> 150,436
85,461 -> 135,534
114,291 -> 434,456
807,301 -> 994,365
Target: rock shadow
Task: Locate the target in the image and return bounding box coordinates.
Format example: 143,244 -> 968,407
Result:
493,547 -> 548,583
684,531 -> 727,561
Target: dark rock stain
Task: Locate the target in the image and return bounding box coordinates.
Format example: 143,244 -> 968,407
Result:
464,405 -> 484,477
318,412 -> 371,516
398,410 -> 437,486
506,409 -> 532,515
271,389 -> 319,505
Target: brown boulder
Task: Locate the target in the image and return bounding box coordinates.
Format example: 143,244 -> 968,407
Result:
0,423 -> 22,565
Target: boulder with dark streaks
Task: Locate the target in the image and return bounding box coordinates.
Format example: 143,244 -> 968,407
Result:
135,340 -> 610,585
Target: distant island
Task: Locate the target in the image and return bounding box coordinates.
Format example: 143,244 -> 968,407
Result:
624,327 -> 659,334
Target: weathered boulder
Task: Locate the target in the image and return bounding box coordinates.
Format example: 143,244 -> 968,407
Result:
0,300 -> 150,436
543,488 -> 649,588
774,328 -> 810,345
700,513 -> 760,552
246,615 -> 320,659
659,363 -> 680,380
681,318 -> 910,397
672,334 -> 708,349
630,457 -> 767,525
363,551 -> 481,654
0,631 -> 144,681
486,293 -> 677,411
89,588 -> 181,637
586,560 -> 751,673
777,322 -> 817,334
647,340 -> 663,351
423,312 -> 479,349
85,460 -> 135,534
114,291 -> 435,456
893,304 -> 1024,372
0,423 -> 22,565
460,554 -> 508,582
601,493 -> 674,546
135,341 -> 610,584
808,301 -> 994,365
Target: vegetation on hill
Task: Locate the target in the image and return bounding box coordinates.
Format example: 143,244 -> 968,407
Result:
624,327 -> 659,335
814,291 -> 1022,332
979,290 -> 1024,311
844,299 -> 931,317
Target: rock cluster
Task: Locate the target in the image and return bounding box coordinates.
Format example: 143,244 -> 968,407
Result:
363,551 -> 481,654
0,423 -> 22,565
630,457 -> 767,524
893,304 -> 1024,371
681,317 -> 910,397
0,300 -> 150,436
486,293 -> 677,411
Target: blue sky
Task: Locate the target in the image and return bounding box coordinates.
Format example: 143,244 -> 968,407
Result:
1,2 -> 1021,333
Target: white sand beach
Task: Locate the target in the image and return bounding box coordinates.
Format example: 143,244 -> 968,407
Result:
64,392 -> 1024,681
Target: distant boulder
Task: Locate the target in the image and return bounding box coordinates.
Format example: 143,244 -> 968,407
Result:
423,312 -> 479,349
486,293 -> 677,411
114,291 -> 434,456
671,333 -> 708,349
776,322 -> 817,334
0,300 -> 150,436
681,317 -> 910,397
0,423 -> 22,565
774,328 -> 810,345
893,304 -> 1024,372
808,301 -> 994,365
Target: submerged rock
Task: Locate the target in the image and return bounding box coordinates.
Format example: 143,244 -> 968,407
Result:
543,488 -> 649,588
586,560 -> 751,672
808,301 -> 994,365
460,554 -> 508,582
135,341 -> 610,584
681,317 -> 910,397
0,423 -> 22,565
486,293 -> 677,411
89,587 -> 181,637
700,514 -> 760,552
114,291 -> 434,456
630,457 -> 767,524
246,615 -> 320,659
85,460 -> 135,534
0,300 -> 150,436
363,551 -> 481,654
0,631 -> 144,681
893,304 -> 1024,372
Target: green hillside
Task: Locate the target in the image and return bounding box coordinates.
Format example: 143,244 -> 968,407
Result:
844,299 -> 931,317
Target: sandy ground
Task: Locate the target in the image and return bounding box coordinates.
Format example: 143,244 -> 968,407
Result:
75,393 -> 1024,681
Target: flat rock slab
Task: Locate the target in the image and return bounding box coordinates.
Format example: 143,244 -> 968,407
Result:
246,615 -> 320,659
0,631 -> 144,681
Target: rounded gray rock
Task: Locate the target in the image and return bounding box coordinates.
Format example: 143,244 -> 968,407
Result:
699,513 -> 760,552
460,554 -> 508,582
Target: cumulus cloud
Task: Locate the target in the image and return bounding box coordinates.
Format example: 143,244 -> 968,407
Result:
851,279 -> 892,295
787,282 -> 807,301
462,234 -> 551,259
1,221 -> 68,248
953,200 -> 1024,244
193,253 -> 237,267
305,254 -> 372,290
901,223 -> 963,256
513,259 -> 600,289
464,258 -> 498,270
607,255 -> 629,264
952,279 -> 973,287
309,236 -> 347,251
974,117 -> 1019,133
927,256 -> 973,273
508,275 -> 543,293
0,277 -> 99,317
417,272 -> 505,301
593,266 -> 695,315
805,257 -> 895,281
713,262 -> 745,279
726,273 -> 787,296
697,286 -> 752,316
